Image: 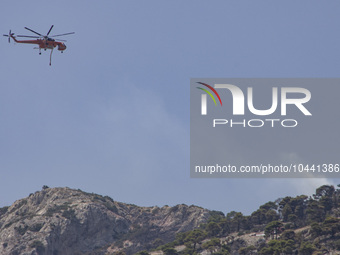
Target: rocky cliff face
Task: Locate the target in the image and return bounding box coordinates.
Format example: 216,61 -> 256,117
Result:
0,187 -> 211,255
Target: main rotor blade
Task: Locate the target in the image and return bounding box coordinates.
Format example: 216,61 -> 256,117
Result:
24,27 -> 42,36
50,32 -> 75,37
17,35 -> 40,38
47,25 -> 54,36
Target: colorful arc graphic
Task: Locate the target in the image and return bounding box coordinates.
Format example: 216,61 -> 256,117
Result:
196,82 -> 222,106
196,87 -> 217,105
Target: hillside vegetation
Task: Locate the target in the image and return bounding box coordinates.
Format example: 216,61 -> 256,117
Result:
145,185 -> 340,255
1,185 -> 340,255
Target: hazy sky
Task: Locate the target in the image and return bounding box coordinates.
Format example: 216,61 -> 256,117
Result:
0,0 -> 339,215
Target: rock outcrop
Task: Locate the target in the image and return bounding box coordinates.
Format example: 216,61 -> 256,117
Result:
0,187 -> 212,255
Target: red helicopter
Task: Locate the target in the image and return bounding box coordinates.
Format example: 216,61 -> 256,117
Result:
3,25 -> 75,65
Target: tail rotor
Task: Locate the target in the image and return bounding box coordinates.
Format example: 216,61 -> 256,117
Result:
3,30 -> 15,43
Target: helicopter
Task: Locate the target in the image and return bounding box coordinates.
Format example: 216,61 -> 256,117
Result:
3,25 -> 75,66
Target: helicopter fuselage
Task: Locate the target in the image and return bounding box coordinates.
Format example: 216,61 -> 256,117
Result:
4,25 -> 74,65
11,35 -> 66,51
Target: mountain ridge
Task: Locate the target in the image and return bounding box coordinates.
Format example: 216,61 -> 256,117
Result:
2,185 -> 340,255
148,184 -> 340,255
0,186 -> 212,255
